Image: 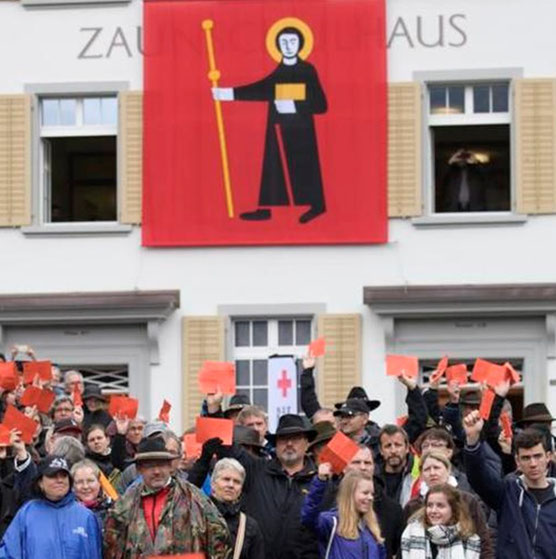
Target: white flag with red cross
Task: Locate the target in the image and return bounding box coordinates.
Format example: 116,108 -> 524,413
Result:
267,356 -> 298,433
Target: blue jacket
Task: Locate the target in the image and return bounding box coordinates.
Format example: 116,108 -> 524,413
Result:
464,441 -> 556,559
302,477 -> 386,559
0,492 -> 102,559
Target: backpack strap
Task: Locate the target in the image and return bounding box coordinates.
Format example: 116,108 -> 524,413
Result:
233,511 -> 247,559
324,515 -> 338,559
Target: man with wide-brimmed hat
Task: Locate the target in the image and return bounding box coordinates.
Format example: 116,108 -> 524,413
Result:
104,437 -> 230,559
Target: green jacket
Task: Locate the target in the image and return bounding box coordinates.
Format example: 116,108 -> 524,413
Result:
104,476 -> 231,559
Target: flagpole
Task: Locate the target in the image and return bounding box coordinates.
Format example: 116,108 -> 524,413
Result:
202,19 -> 235,219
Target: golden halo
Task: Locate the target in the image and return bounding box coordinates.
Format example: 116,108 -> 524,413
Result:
265,17 -> 314,63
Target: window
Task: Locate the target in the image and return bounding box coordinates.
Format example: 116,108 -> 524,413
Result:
232,318 -> 312,410
427,82 -> 511,214
40,96 -> 118,223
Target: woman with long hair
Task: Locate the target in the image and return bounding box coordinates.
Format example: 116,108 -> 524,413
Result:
302,464 -> 386,559
401,483 -> 481,559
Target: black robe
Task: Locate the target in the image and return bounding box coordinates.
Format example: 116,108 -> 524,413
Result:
234,59 -> 327,210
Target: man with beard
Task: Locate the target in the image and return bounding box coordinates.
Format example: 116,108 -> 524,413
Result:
374,424 -> 417,507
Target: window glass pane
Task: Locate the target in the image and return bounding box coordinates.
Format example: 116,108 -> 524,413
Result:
429,86 -> 446,113
101,97 -> 118,125
235,360 -> 250,386
83,98 -> 102,125
492,84 -> 509,112
42,99 -> 59,126
252,321 -> 268,346
235,388 -> 251,402
447,86 -> 464,113
59,99 -> 76,125
295,320 -> 311,345
235,321 -> 250,347
253,388 -> 267,409
278,320 -> 293,345
473,86 -> 490,113
253,359 -> 268,385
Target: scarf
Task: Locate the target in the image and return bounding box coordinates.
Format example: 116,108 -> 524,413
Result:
401,520 -> 481,559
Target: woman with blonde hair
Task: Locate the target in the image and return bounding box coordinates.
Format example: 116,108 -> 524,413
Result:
302,464 -> 386,559
401,483 -> 481,559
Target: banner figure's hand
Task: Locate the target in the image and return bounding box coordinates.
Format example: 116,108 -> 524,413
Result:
274,100 -> 296,114
212,87 -> 234,101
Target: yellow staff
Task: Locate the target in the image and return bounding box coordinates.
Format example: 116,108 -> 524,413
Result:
202,19 -> 235,219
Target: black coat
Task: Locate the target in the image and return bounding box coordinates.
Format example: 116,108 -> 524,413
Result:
211,498 -> 265,559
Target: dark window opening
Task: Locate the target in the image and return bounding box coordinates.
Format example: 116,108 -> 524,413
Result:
433,124 -> 510,213
46,136 -> 117,222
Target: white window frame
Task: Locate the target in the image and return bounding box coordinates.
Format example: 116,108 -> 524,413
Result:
412,68 -> 527,226
23,82 -> 131,237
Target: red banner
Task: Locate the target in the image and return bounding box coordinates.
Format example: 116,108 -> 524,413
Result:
143,0 -> 387,246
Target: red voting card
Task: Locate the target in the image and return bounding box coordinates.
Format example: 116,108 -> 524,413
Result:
2,405 -> 37,444
73,386 -> 83,408
195,417 -> 233,446
396,415 -> 408,427
500,411 -> 513,439
308,338 -> 326,357
319,431 -> 359,474
446,364 -> 468,385
20,386 -> 42,407
0,362 -> 19,391
158,400 -> 172,423
22,361 -> 52,384
471,358 -> 506,384
386,355 -> 418,378
0,425 -> 10,446
198,361 -> 236,395
183,433 -> 203,459
37,389 -> 56,414
479,388 -> 496,420
430,356 -> 448,383
504,362 -> 520,385
108,395 -> 139,419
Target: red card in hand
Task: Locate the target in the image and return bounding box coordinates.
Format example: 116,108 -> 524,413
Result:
183,433 -> 202,459
479,388 -> 496,420
308,337 -> 326,357
504,362 -> 520,385
37,389 -> 55,414
20,386 -> 42,407
73,386 -> 83,408
0,363 -> 18,391
471,358 -> 498,383
430,356 -> 448,383
22,361 -> 52,383
386,355 -> 418,378
198,361 -> 236,395
195,417 -> 233,445
2,405 -> 37,444
0,425 -> 11,446
396,415 -> 408,427
108,395 -> 138,419
319,431 -> 360,474
446,364 -> 468,385
500,411 -> 513,439
158,399 -> 171,423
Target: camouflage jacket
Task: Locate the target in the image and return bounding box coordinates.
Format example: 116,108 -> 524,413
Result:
103,476 -> 231,559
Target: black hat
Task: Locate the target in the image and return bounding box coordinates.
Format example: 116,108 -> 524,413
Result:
308,421 -> 337,449
133,437 -> 179,462
37,455 -> 71,478
334,386 -> 381,412
224,394 -> 251,418
267,414 -> 317,444
233,425 -> 263,447
82,384 -> 108,403
333,398 -> 371,417
53,418 -> 82,435
460,389 -> 481,407
516,403 -> 555,426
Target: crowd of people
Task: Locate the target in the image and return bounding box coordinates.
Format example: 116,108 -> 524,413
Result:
0,348 -> 554,558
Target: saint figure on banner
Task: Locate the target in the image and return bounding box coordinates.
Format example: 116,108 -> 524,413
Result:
212,17 -> 327,224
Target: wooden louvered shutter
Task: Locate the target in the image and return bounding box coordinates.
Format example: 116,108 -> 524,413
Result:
388,83 -> 422,217
316,314 -> 362,408
515,79 -> 556,214
0,95 -> 31,226
119,91 -> 143,224
182,316 -> 225,428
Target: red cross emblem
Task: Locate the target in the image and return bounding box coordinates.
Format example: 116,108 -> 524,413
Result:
277,369 -> 292,398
